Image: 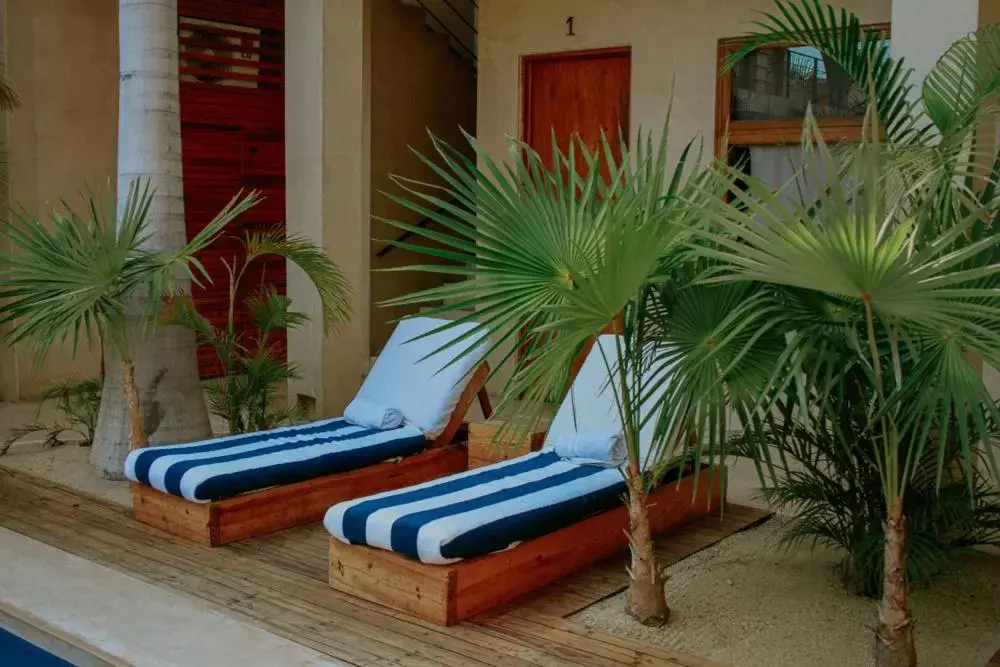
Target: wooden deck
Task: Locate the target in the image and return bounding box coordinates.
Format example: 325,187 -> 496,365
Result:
989,647 -> 1000,667
0,467 -> 769,667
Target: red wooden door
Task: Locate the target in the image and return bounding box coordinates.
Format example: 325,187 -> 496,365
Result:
522,47 -> 631,180
178,0 -> 285,377
519,48 -> 631,362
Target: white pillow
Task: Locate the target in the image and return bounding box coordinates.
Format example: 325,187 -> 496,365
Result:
344,398 -> 404,430
551,429 -> 626,467
543,335 -> 669,469
354,317 -> 489,437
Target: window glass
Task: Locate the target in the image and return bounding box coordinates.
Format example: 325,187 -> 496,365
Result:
729,45 -> 886,121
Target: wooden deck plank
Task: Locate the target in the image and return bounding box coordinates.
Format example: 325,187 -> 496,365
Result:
988,647 -> 1000,667
0,466 -> 754,667
0,472 -> 522,667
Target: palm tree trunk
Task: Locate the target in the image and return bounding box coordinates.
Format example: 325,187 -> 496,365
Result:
92,0 -> 211,479
625,466 -> 670,626
122,359 -> 148,448
875,497 -> 916,667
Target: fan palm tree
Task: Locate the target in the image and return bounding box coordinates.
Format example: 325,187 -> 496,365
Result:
699,109 -> 1000,666
720,4 -> 1000,664
0,182 -> 260,461
371,116 -> 789,624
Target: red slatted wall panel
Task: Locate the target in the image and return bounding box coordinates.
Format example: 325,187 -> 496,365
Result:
178,0 -> 286,377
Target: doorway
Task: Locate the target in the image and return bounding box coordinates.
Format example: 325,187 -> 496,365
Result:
521,46 -> 631,176
517,47 -> 631,366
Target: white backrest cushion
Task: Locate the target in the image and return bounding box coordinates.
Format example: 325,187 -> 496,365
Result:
355,317 -> 489,437
543,335 -> 668,468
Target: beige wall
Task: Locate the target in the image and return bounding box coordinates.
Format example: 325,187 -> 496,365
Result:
1,0 -> 117,401
474,0 -> 890,397
477,0 -> 891,169
368,0 -> 476,353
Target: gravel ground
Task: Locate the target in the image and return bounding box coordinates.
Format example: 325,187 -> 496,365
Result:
572,519 -> 1000,667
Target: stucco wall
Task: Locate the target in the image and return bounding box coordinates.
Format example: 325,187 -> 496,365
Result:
477,0 -> 891,169
368,0 -> 477,353
2,0 -> 117,401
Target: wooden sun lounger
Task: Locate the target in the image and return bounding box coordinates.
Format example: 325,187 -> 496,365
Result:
327,464 -> 722,625
132,362 -> 493,546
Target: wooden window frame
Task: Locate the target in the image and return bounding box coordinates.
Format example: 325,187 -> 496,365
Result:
714,23 -> 890,158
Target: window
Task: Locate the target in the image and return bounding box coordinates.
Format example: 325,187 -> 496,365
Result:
730,46 -> 870,121
715,26 -> 890,155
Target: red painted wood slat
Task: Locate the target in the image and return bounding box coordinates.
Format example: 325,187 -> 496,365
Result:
178,1 -> 286,378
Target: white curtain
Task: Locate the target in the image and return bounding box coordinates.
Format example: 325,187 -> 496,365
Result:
749,145 -> 835,211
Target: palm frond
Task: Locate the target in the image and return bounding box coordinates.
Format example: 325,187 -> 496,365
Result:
246,287 -> 309,336
922,24 -> 1000,137
0,182 -> 261,362
241,231 -> 352,334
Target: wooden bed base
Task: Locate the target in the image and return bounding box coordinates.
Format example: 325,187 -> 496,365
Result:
328,465 -> 723,625
132,363 -> 492,546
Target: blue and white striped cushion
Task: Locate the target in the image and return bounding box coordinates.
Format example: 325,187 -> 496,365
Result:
324,451 -> 625,564
124,419 -> 426,503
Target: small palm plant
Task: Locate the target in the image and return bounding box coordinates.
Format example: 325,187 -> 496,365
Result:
0,376 -> 103,455
731,370 -> 1000,598
0,181 -> 260,450
169,232 -> 351,434
373,121 -> 782,624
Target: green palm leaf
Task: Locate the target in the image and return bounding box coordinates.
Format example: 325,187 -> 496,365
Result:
922,24 -> 1000,136
241,231 -> 352,334
0,181 -> 261,362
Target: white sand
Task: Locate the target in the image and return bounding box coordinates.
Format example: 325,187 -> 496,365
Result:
0,442 -> 132,507
572,519 -> 1000,667
0,397 -> 238,508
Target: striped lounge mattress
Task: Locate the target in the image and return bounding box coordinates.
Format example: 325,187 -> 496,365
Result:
324,450 -> 629,564
124,418 -> 427,503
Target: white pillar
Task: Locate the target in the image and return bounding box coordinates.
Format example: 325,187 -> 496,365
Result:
891,0 -> 980,93
286,0 -> 372,417
285,0 -> 325,408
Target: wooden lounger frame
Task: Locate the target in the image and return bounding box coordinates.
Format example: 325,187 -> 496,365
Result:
132,362 -> 493,546
328,465 -> 723,625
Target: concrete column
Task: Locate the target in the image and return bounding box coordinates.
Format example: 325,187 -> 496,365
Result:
322,0 -> 373,415
286,0 -> 372,417
285,0 -> 325,409
891,0 -> 980,93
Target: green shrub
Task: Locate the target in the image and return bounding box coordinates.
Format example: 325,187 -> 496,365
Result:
733,384 -> 1000,597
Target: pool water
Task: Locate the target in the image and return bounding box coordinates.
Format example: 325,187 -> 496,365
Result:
0,626 -> 74,666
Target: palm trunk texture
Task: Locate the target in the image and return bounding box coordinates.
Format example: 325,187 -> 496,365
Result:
876,497 -> 916,667
93,0 -> 211,479
625,469 -> 670,626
